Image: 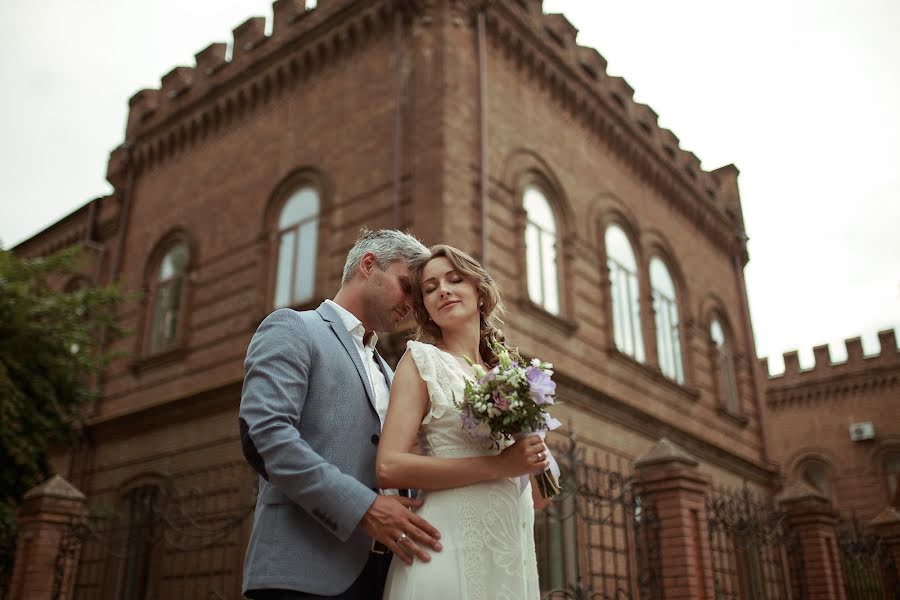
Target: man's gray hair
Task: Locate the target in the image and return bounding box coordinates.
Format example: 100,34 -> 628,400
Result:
341,229 -> 430,284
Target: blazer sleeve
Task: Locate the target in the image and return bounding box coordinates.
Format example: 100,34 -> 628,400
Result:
239,309 -> 377,542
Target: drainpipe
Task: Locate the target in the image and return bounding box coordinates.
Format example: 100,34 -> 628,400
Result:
392,9 -> 405,229
111,142 -> 135,282
733,239 -> 770,465
477,8 -> 489,267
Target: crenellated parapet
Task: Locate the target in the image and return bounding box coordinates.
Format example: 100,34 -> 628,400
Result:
110,0 -> 400,186
481,1 -> 746,256
762,329 -> 900,409
108,0 -> 747,256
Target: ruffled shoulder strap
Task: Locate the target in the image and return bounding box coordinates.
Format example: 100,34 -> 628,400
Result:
405,340 -> 455,424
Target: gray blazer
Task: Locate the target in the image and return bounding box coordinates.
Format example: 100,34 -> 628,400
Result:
239,302 -> 392,595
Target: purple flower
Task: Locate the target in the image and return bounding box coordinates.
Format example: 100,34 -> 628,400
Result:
492,390 -> 510,412
526,366 -> 556,405
479,368 -> 497,385
460,408 -> 478,431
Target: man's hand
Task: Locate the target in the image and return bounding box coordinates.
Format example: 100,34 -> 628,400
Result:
360,496 -> 442,565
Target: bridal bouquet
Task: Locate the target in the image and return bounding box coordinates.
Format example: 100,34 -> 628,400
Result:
454,341 -> 562,498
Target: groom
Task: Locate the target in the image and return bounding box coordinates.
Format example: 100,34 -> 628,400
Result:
239,229 -> 441,600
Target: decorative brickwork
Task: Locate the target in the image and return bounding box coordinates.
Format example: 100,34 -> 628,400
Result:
778,481 -> 847,600
763,329 -> 900,522
9,476 -> 87,600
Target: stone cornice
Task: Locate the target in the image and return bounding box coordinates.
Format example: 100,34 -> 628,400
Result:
554,370 -> 777,485
482,1 -> 744,257
12,194 -> 120,259
766,364 -> 899,411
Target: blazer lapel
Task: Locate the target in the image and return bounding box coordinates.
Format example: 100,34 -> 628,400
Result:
316,303 -> 378,415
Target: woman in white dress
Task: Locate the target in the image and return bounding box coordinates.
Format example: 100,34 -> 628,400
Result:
377,244 -> 551,600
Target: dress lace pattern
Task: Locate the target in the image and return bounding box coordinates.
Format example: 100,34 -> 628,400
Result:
383,341 -> 540,600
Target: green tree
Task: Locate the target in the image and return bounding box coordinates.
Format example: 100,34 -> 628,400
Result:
0,244 -> 123,594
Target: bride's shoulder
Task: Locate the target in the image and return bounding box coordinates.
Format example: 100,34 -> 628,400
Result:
405,339 -> 440,358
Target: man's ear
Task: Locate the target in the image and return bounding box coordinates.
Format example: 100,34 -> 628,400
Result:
359,252 -> 378,278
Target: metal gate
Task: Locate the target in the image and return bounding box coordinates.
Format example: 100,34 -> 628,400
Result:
706,484 -> 805,600
838,518 -> 899,600
538,435 -> 661,600
58,462 -> 258,600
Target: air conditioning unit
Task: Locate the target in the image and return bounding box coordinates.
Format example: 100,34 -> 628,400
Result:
849,422 -> 875,442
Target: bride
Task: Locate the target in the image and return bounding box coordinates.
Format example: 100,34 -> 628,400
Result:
376,244 -> 551,600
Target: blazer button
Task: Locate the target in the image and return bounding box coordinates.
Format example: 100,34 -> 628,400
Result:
371,434 -> 380,445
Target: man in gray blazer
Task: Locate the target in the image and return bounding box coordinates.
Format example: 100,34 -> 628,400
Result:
239,230 -> 441,600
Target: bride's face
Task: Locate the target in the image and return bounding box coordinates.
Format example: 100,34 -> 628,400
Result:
420,256 -> 480,332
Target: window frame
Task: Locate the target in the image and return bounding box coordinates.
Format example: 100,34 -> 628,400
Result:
882,449 -> 900,509
138,231 -> 194,362
709,314 -> 744,422
603,222 -> 646,363
273,186 -> 320,309
263,169 -> 328,313
648,255 -> 685,384
522,183 -> 562,316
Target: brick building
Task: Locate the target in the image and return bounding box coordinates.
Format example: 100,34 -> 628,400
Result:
762,330 -> 900,523
10,1 -> 848,598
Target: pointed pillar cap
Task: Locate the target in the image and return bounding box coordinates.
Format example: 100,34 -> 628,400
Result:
776,480 -> 827,504
869,506 -> 900,527
634,438 -> 699,468
23,474 -> 86,501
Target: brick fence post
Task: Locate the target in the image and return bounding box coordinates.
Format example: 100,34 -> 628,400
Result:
868,507 -> 900,599
9,475 -> 87,600
634,438 -> 714,600
778,481 -> 846,600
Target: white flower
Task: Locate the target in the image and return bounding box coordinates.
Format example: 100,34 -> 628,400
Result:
531,358 -> 541,367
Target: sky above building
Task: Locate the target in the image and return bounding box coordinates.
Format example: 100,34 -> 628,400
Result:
1,0 -> 897,372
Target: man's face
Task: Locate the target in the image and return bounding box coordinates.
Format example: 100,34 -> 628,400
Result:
363,259 -> 413,332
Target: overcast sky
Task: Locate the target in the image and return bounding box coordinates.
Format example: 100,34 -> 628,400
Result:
1,0 -> 897,373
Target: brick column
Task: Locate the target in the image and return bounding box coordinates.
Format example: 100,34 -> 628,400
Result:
634,438 -> 714,600
9,475 -> 87,600
868,507 -> 900,599
778,481 -> 846,600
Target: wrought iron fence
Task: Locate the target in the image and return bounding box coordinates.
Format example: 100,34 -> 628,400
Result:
61,461 -> 258,600
706,484 -> 804,600
838,517 -> 899,600
539,434 -> 661,600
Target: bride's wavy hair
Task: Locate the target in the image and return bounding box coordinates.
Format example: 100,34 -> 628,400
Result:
409,244 -> 507,367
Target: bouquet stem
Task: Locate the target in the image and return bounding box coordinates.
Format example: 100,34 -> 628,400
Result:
535,469 -> 560,498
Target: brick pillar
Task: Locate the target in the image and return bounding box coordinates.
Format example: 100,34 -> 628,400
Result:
778,481 -> 846,600
9,475 -> 87,600
868,507 -> 900,599
634,438 -> 714,600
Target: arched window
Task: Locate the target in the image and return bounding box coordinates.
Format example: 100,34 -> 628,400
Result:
649,257 -> 683,383
114,485 -> 160,600
710,318 -> 739,414
605,225 -> 644,361
274,186 -> 319,308
149,243 -> 189,354
523,186 -> 560,314
798,458 -> 832,498
885,451 -> 900,508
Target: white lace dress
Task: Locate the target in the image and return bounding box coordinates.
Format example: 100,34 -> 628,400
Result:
383,341 -> 540,600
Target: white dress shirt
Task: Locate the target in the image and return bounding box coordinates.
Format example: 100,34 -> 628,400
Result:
324,299 -> 391,427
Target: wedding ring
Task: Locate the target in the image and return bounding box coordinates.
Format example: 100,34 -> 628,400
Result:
396,532 -> 407,544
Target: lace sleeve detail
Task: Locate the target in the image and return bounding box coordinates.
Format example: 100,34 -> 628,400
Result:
406,340 -> 455,425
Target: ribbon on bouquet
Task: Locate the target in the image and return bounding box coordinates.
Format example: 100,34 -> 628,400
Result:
513,427 -> 562,498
